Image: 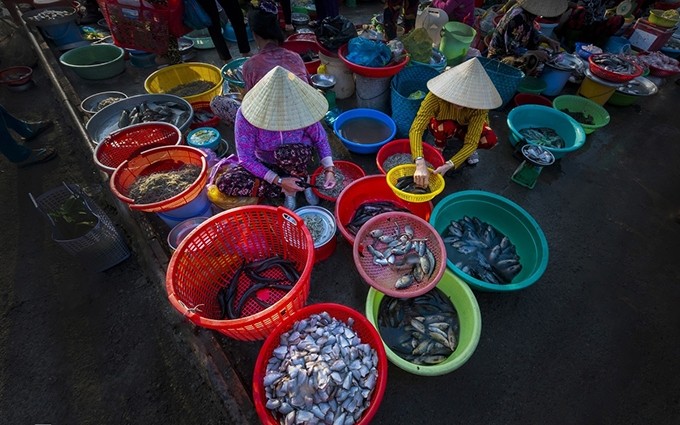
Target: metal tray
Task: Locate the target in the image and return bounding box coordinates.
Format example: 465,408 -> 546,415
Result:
294,206 -> 336,248
616,76 -> 658,96
86,94 -> 193,145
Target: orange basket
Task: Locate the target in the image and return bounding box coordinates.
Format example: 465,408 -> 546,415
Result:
93,122 -> 182,175
252,303 -> 388,424
97,0 -> 188,55
353,212 -> 446,298
165,206 -> 314,340
375,138 -> 445,174
109,145 -> 208,212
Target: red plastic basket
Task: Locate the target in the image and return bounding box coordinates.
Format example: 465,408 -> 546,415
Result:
189,101 -> 220,130
166,206 -> 314,341
93,122 -> 182,175
109,145 -> 208,212
334,175 -> 433,246
97,0 -> 188,55
353,212 -> 446,298
252,303 -> 388,424
282,40 -> 321,75
309,160 -> 366,202
338,43 -> 410,78
376,139 -> 445,175
588,54 -> 643,83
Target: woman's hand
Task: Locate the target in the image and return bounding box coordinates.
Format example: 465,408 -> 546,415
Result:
546,38 -> 561,52
434,160 -> 454,176
323,171 -> 337,189
526,49 -> 550,62
280,177 -> 304,194
413,160 -> 430,188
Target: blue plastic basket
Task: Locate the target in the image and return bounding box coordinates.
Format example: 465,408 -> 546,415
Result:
477,57 -> 525,108
390,64 -> 440,138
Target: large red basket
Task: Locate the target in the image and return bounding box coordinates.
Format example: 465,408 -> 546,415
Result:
335,175 -> 434,246
376,138 -> 445,175
110,145 -> 208,212
97,0 -> 188,55
281,40 -> 321,75
189,101 -> 220,130
166,206 -> 314,341
309,160 -> 366,202
252,303 -> 388,424
93,122 -> 183,175
338,43 -> 410,78
353,212 -> 446,298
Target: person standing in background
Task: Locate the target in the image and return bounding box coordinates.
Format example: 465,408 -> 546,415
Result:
431,0 -> 475,26
314,0 -> 340,22
383,0 -> 418,40
197,0 -> 252,62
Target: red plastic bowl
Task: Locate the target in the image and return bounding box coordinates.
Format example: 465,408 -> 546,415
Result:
189,101 -> 220,130
282,40 -> 321,75
286,33 -> 317,42
252,303 -> 388,425
94,122 -> 183,175
110,145 -> 208,212
376,139 -> 445,174
588,54 -> 643,83
0,66 -> 33,86
513,93 -> 553,108
310,160 -> 366,202
334,175 -> 433,246
338,43 -> 410,78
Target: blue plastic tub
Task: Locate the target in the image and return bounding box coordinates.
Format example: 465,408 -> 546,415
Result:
156,190 -> 213,227
540,64 -> 572,96
506,105 -> 586,159
430,190 -> 549,292
603,36 -> 631,54
333,108 -> 396,154
223,22 -> 254,42
187,127 -> 221,151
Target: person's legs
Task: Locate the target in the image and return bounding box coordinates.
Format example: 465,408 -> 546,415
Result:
428,118 -> 460,151
220,0 -> 251,54
0,110 -> 31,163
383,0 -> 402,40
216,164 -> 279,198
403,0 -> 418,34
198,0 -> 233,60
273,143 -> 316,207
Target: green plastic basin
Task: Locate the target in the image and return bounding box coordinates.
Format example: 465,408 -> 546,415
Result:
59,44 -> 125,80
429,190 -> 549,292
552,95 -> 610,134
365,269 -> 482,376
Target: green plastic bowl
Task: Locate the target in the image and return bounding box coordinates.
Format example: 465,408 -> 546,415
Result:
365,269 -> 482,376
606,90 -> 637,107
552,95 -> 610,134
59,44 -> 125,80
430,191 -> 549,292
517,76 -> 547,94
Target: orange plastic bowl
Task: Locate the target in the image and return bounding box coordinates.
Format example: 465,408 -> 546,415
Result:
335,175 -> 433,246
310,160 -> 366,202
376,139 -> 445,174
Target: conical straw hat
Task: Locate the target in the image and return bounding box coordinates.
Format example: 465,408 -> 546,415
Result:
426,58 -> 502,110
516,0 -> 568,17
241,66 -> 328,131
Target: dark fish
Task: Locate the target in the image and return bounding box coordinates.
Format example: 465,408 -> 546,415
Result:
346,201 -> 409,236
395,175 -> 431,194
519,127 -> 565,149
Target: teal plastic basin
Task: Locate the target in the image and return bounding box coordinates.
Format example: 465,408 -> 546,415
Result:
59,44 -> 125,80
430,190 -> 549,292
507,105 -> 586,159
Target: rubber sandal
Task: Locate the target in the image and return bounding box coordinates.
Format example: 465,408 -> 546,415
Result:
24,121 -> 54,142
17,147 -> 57,168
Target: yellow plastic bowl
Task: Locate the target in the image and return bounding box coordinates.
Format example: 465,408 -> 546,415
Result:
386,163 -> 445,203
144,62 -> 223,104
649,9 -> 679,28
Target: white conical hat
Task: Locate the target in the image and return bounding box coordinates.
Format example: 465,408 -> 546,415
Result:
516,0 -> 568,17
241,66 -> 328,131
426,58 -> 502,110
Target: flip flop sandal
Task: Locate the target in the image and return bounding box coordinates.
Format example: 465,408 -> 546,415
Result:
18,147 -> 57,168
24,121 -> 54,142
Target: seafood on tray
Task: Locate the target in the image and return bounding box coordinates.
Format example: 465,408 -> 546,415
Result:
117,100 -> 190,129
590,54 -> 639,75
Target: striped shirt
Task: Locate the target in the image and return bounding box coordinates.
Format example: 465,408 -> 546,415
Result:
409,92 -> 488,169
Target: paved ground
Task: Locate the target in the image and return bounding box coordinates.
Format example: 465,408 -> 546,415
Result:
2,1 -> 680,424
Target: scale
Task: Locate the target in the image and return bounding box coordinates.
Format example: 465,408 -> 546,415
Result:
511,144 -> 555,189
311,73 -> 340,124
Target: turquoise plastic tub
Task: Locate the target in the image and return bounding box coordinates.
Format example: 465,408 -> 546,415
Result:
59,45 -> 125,80
506,105 -> 586,159
333,108 -> 396,154
430,190 -> 549,292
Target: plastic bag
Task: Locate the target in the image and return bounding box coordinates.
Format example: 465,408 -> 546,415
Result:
206,155 -> 259,210
183,0 -> 212,30
399,28 -> 432,63
315,16 -> 358,53
345,37 -> 392,67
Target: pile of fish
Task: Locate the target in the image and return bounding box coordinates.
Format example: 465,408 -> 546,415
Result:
377,287 -> 459,365
224,65 -> 244,85
315,169 -> 346,199
364,223 -> 436,290
25,9 -> 72,21
95,96 -> 124,112
217,256 -> 300,320
301,214 -> 326,244
443,216 -> 522,284
117,100 -> 190,128
382,153 -> 432,173
345,201 -> 409,236
591,54 -> 637,75
165,80 -> 215,97
263,311 -> 379,425
518,127 -> 565,149
522,144 -> 554,166
394,175 -> 431,195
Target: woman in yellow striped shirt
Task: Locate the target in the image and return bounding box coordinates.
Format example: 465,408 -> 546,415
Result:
409,58 -> 503,187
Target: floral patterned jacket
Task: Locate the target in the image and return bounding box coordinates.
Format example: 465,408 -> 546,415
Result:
487,5 -> 539,59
